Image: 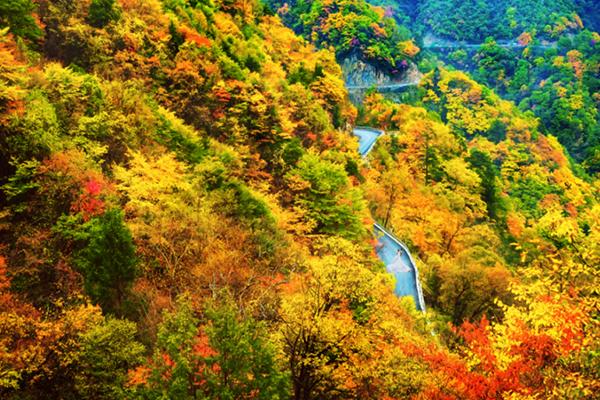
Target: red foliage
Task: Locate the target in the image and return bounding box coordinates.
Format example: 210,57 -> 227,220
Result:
459,316 -> 496,370
179,26 -> 212,48
71,178 -> 107,221
213,86 -> 231,104
399,316 -> 566,400
456,316 -> 564,398
193,331 -> 218,358
161,353 -> 174,381
320,132 -> 337,149
127,365 -> 151,386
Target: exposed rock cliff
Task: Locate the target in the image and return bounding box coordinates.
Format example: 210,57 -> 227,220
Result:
341,54 -> 422,103
341,54 -> 398,87
341,54 -> 421,87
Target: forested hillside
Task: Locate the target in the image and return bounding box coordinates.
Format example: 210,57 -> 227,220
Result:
369,0 -> 598,41
424,30 -> 600,170
268,0 -> 420,74
0,1 -> 598,399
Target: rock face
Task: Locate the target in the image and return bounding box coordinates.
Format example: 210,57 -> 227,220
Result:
341,54 -> 398,87
341,54 -> 421,88
341,54 -> 422,103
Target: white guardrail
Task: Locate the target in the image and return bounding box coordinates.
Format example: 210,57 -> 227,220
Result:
374,222 -> 426,313
353,127 -> 426,313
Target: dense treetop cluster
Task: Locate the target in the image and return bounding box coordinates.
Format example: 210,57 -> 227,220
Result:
0,1 -> 598,399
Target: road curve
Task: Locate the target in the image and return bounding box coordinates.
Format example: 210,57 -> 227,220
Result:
374,223 -> 426,312
346,81 -> 420,91
353,127 -> 426,312
354,127 -> 383,156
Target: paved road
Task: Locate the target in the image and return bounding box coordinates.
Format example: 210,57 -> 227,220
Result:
353,127 -> 426,311
354,127 -> 383,156
423,41 -> 556,50
374,223 -> 426,311
346,81 -> 420,91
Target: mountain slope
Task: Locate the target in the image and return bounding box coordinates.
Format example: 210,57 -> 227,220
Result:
0,1 -> 598,399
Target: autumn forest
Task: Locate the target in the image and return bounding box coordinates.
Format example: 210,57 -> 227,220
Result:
0,0 -> 598,399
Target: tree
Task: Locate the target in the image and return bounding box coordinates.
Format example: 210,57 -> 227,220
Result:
467,149 -> 506,221
196,299 -> 290,399
454,278 -> 599,399
379,166 -> 407,228
88,0 -> 120,28
276,237 -> 430,400
129,295 -> 289,399
285,153 -> 367,239
436,251 -> 511,324
0,0 -> 42,40
114,150 -> 214,286
73,317 -> 145,399
1,260 -> 143,400
74,208 -> 138,314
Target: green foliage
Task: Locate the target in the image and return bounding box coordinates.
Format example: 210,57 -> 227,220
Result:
281,138 -> 304,168
509,176 -> 564,218
286,153 -> 367,239
5,89 -> 62,161
222,181 -> 273,224
1,159 -> 40,213
141,295 -> 199,399
168,20 -> 184,55
485,119 -> 507,143
417,0 -> 583,41
74,317 -> 145,399
0,0 -> 42,40
199,299 -> 290,399
73,209 -> 138,314
88,0 -> 120,28
288,62 -> 324,86
131,295 -> 290,399
154,107 -> 209,164
433,28 -> 600,170
419,0 -> 499,41
270,0 -> 417,72
467,149 -> 506,221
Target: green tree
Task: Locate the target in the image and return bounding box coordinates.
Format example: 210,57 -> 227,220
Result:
140,295 -> 199,399
75,208 -> 138,314
130,295 -> 289,399
87,0 -> 120,28
467,149 -> 506,221
74,317 -> 145,399
0,0 -> 42,40
285,153 -> 367,239
199,300 -> 290,399
167,20 -> 184,55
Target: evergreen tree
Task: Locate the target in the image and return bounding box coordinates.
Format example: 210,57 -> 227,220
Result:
76,209 -> 137,314
467,149 -> 506,221
0,0 -> 42,40
88,0 -> 119,28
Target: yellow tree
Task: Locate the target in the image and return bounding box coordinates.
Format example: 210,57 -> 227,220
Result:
276,237 -> 430,399
114,150 -> 217,289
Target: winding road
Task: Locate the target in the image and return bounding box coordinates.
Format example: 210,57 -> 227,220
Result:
354,127 -> 383,155
353,127 -> 426,312
422,33 -> 557,51
347,34 -> 556,311
346,81 -> 420,91
423,42 -> 556,50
